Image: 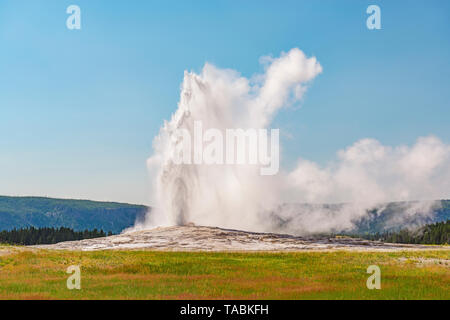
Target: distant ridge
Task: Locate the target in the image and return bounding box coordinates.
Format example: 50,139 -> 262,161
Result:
1,196 -> 449,235
0,196 -> 149,233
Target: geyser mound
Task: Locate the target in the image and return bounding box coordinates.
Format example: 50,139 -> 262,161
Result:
33,225 -> 443,252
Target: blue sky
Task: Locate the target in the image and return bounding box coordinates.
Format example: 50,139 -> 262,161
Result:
0,0 -> 449,205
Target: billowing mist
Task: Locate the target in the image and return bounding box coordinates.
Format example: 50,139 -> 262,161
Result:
274,136 -> 450,234
132,48 -> 450,235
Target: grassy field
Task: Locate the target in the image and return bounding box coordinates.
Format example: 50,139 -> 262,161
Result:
0,247 -> 448,299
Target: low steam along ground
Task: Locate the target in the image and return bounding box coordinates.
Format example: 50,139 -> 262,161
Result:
0,247 -> 448,299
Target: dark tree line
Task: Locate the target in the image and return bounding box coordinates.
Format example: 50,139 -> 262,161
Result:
0,227 -> 113,245
360,220 -> 449,245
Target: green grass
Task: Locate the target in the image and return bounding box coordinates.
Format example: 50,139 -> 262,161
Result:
0,247 -> 448,299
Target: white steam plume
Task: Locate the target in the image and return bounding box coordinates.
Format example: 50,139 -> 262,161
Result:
287,136 -> 450,204
132,48 -> 450,235
275,136 -> 450,234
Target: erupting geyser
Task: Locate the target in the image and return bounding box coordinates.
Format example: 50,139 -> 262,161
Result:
131,48 -> 450,235
141,48 -> 322,230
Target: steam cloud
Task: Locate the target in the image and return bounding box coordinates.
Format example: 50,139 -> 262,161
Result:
275,136 -> 450,234
132,48 -> 450,235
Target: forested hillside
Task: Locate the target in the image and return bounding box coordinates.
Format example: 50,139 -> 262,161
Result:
0,196 -> 148,233
360,220 -> 449,245
0,227 -> 110,245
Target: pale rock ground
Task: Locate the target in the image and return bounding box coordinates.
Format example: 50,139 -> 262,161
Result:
33,225 -> 449,252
